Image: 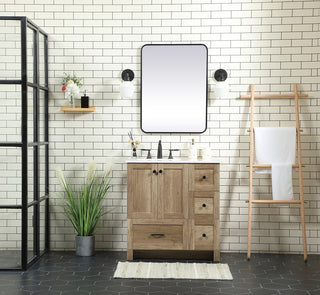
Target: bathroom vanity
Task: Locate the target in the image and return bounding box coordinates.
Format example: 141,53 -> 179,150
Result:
127,159 -> 220,262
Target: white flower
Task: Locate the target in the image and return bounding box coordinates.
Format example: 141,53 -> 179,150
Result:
65,81 -> 80,102
55,168 -> 66,187
87,162 -> 96,182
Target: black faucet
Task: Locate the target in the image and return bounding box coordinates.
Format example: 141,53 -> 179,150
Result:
157,140 -> 162,159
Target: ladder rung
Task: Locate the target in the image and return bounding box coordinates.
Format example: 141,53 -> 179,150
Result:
246,164 -> 304,168
247,129 -> 303,132
240,93 -> 308,99
245,200 -> 308,204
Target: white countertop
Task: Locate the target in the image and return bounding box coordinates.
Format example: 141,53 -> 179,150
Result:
126,158 -> 220,164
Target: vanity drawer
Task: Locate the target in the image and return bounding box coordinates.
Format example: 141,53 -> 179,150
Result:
193,225 -> 214,250
189,164 -> 219,192
132,224 -> 186,250
189,192 -> 219,221
194,198 -> 214,215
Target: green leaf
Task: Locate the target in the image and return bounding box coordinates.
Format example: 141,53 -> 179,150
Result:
54,163 -> 113,236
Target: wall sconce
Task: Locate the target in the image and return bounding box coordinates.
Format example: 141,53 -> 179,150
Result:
120,69 -> 134,98
212,69 -> 229,98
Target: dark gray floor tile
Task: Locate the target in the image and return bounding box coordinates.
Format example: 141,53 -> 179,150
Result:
150,280 -> 177,287
122,280 -> 149,287
134,285 -> 163,293
279,290 -> 309,295
0,251 -> 319,294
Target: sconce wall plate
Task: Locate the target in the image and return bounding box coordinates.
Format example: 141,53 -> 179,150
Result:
214,69 -> 228,82
122,69 -> 134,81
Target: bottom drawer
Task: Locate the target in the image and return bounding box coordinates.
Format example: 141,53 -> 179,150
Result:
132,224 -> 185,250
194,225 -> 214,250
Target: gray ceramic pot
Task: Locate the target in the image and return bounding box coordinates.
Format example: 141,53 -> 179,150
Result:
76,236 -> 95,256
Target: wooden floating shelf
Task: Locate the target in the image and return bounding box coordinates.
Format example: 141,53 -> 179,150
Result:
61,106 -> 96,112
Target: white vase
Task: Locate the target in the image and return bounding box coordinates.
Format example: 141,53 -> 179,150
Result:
70,96 -> 75,108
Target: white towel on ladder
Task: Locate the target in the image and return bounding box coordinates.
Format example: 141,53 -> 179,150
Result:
254,127 -> 296,200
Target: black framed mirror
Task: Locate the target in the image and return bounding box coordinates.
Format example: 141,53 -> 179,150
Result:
141,44 -> 208,133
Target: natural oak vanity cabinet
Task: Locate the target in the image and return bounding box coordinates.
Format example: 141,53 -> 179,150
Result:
127,161 -> 220,261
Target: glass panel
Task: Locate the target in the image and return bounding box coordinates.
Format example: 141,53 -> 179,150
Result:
27,86 -> 35,143
39,90 -> 46,142
28,147 -> 34,205
27,27 -> 34,84
39,199 -> 46,252
0,209 -> 22,269
39,33 -> 46,86
0,147 -> 21,206
39,146 -> 46,198
0,84 -> 21,143
27,206 -> 35,263
0,20 -> 21,80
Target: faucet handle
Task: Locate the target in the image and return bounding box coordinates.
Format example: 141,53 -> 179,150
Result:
141,149 -> 152,159
168,149 -> 180,159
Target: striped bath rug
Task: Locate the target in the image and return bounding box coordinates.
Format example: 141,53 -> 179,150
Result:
114,261 -> 233,280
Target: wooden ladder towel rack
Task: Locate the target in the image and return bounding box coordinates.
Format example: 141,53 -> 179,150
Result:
240,84 -> 308,262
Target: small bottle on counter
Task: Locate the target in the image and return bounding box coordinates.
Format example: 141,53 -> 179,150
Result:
189,138 -> 197,160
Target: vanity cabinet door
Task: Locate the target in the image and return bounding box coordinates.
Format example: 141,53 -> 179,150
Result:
127,163 -> 158,219
158,164 -> 187,219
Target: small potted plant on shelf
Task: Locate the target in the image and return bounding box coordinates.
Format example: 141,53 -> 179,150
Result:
61,72 -> 83,108
55,162 -> 112,256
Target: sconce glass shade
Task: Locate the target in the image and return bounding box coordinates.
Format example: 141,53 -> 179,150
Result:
212,69 -> 229,98
213,81 -> 229,98
120,81 -> 134,98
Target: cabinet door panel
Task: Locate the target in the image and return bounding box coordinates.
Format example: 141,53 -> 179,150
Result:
158,164 -> 187,219
127,164 -> 157,219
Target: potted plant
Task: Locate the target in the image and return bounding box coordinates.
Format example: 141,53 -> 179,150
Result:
55,162 -> 112,256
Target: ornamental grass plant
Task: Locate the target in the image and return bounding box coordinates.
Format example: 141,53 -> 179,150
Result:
56,162 -> 112,236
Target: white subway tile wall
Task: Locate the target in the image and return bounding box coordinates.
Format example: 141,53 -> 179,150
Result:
1,0 -> 320,254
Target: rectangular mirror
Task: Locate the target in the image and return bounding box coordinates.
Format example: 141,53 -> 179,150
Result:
141,44 -> 208,133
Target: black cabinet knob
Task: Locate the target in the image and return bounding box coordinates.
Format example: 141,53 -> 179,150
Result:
153,170 -> 157,175
202,175 -> 206,179
159,169 -> 163,173
202,203 -> 206,208
202,233 -> 206,238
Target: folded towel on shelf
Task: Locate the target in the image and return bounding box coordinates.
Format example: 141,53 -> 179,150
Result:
254,127 -> 296,200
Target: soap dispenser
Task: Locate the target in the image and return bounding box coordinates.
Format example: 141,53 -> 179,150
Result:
189,138 -> 197,160
157,140 -> 162,159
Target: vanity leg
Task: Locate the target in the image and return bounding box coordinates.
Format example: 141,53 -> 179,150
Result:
127,249 -> 133,260
127,219 -> 133,260
214,250 -> 220,262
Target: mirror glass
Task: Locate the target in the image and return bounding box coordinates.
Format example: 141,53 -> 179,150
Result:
141,44 -> 208,133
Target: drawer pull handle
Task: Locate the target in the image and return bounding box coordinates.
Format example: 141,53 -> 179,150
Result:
159,169 -> 163,174
151,233 -> 165,238
202,203 -> 206,208
202,175 -> 206,179
202,233 -> 207,238
153,169 -> 158,175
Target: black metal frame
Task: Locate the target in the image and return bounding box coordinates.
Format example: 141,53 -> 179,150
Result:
140,43 -> 208,134
0,16 -> 49,271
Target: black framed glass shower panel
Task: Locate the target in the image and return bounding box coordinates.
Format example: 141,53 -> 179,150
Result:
0,16 -> 49,271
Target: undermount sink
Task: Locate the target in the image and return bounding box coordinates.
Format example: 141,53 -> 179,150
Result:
128,158 -> 182,162
126,158 -> 220,164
